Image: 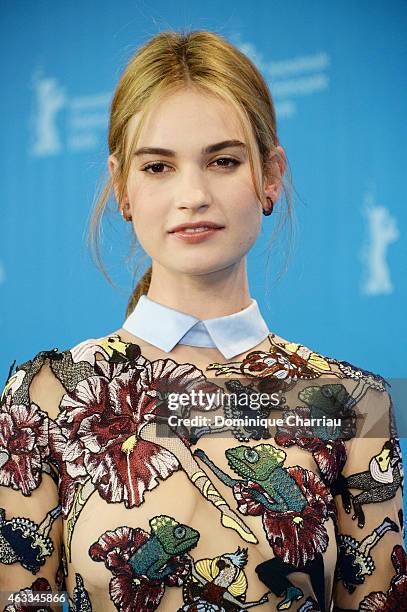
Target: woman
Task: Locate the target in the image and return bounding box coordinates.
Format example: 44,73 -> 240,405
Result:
1,31 -> 405,612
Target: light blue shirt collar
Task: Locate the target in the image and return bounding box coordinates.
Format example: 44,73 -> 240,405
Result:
122,295 -> 269,359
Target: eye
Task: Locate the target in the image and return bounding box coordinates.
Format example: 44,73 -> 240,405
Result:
142,162 -> 172,174
244,448 -> 258,463
174,525 -> 186,539
211,157 -> 241,169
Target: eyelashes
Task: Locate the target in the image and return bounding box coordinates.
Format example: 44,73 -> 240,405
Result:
141,157 -> 241,174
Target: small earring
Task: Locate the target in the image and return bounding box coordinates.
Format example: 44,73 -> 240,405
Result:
263,197 -> 274,216
120,205 -> 132,222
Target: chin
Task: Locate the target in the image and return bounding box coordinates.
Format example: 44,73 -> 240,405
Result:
172,259 -> 239,276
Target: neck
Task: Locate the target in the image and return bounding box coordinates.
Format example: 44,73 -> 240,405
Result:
147,258 -> 252,319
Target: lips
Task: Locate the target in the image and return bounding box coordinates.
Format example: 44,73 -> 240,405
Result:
169,221 -> 224,233
169,225 -> 224,244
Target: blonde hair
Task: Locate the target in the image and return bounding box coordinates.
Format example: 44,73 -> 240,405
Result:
87,30 -> 294,319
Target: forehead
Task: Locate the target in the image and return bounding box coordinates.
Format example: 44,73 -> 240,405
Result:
126,88 -> 245,153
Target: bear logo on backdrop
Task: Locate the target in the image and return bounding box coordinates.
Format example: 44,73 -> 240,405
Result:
361,193 -> 399,296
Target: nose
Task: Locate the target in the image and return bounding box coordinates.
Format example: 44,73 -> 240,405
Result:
176,166 -> 212,212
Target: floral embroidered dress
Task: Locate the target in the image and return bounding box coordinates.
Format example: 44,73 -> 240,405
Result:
0,299 -> 406,611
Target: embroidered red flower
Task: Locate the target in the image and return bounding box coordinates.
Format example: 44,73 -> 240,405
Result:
0,394 -> 50,495
234,466 -> 336,567
57,356 -> 223,511
275,405 -> 348,484
359,545 -> 407,611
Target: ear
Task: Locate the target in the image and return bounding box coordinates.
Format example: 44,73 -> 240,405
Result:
108,154 -> 127,206
263,145 -> 287,202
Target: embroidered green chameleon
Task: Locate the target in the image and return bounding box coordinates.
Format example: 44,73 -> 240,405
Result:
129,515 -> 200,581
195,443 -> 308,513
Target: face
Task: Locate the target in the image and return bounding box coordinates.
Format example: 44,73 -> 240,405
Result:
110,88 -> 282,277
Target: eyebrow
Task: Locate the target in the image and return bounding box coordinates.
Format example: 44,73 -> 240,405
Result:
133,139 -> 247,157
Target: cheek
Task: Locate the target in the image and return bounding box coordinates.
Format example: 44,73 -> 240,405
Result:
127,181 -> 161,238
217,213 -> 260,261
236,219 -> 262,251
232,193 -> 262,245
132,214 -> 159,255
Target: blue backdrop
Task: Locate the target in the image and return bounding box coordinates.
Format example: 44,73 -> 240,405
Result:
1,0 -> 406,527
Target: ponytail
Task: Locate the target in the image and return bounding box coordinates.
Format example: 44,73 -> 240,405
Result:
125,266 -> 152,318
